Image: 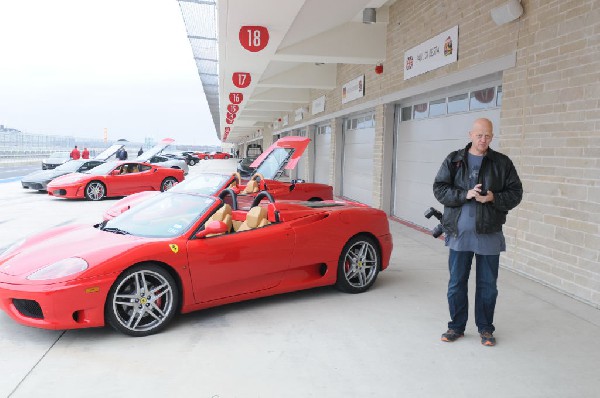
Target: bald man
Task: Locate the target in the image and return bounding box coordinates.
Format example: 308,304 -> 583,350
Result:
433,118 -> 523,346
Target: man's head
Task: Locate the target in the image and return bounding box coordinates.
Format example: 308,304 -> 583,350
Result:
469,118 -> 493,156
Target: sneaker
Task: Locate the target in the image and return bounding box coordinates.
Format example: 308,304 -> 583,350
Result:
480,331 -> 496,346
441,329 -> 464,342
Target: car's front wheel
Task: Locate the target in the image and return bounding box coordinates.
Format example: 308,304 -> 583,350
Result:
335,235 -> 380,293
85,181 -> 106,201
161,177 -> 178,192
105,264 -> 179,337
188,159 -> 197,166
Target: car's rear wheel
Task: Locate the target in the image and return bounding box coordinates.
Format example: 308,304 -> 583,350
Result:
85,181 -> 106,201
161,177 -> 178,192
189,159 -> 197,166
106,264 -> 179,337
335,235 -> 380,293
204,155 -> 209,160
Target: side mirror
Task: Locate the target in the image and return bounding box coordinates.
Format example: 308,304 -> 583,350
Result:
110,169 -> 120,176
195,220 -> 228,239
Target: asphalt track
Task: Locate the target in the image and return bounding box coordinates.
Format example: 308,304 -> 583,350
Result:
0,159 -> 599,397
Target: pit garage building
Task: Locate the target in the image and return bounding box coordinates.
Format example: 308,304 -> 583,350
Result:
177,0 -> 600,307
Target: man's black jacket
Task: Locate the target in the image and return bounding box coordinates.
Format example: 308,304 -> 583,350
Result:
433,143 -> 523,236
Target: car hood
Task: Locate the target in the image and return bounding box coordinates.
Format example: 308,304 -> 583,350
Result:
250,136 -> 310,179
0,225 -> 144,278
104,191 -> 161,220
48,173 -> 90,186
136,138 -> 175,161
93,144 -> 125,161
22,169 -> 66,182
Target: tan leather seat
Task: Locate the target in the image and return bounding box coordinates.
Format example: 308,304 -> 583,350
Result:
206,204 -> 232,236
237,206 -> 269,232
241,179 -> 259,194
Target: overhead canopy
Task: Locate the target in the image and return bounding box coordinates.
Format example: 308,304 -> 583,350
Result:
178,0 -> 393,143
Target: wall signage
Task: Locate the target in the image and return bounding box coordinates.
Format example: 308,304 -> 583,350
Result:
312,95 -> 325,115
404,25 -> 458,80
341,75 -> 365,104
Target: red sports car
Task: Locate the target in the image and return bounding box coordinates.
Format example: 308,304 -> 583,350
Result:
102,136 -> 333,220
209,151 -> 231,159
46,161 -> 185,201
0,190 -> 393,336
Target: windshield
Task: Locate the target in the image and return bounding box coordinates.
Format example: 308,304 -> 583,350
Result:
254,147 -> 293,179
55,160 -> 85,172
103,193 -> 215,238
171,173 -> 230,194
84,161 -> 118,175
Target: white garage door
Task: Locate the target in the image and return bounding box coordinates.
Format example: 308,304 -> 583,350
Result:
314,125 -> 331,184
343,113 -> 375,206
292,129 -> 308,181
393,85 -> 502,229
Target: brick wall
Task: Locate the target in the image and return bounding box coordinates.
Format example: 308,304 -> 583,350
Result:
277,0 -> 600,306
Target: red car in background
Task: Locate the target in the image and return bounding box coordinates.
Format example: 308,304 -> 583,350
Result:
47,161 -> 185,201
209,151 -> 231,159
102,136 -> 333,220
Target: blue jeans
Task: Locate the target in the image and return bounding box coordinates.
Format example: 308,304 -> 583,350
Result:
447,249 -> 499,334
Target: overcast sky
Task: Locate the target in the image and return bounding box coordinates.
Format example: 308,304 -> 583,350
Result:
0,0 -> 221,146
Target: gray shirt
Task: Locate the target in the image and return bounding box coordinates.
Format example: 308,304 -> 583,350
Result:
446,152 -> 506,255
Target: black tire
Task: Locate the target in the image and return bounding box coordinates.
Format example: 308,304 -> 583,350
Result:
85,181 -> 106,201
335,235 -> 380,294
105,263 -> 179,337
224,155 -> 230,159
189,159 -> 197,166
204,155 -> 209,160
161,177 -> 178,192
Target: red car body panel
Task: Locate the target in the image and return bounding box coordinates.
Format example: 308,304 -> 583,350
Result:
210,152 -> 231,159
46,161 -> 185,200
251,136 -> 309,170
0,198 -> 392,331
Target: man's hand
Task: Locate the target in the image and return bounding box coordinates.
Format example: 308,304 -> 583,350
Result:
467,184 -> 494,203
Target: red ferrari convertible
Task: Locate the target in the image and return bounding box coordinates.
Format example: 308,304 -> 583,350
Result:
46,161 -> 185,201
102,136 -> 333,219
0,190 -> 393,336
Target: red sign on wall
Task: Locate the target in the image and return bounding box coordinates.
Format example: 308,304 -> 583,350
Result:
226,117 -> 234,125
232,72 -> 251,89
229,92 -> 243,104
239,26 -> 269,52
226,112 -> 237,120
227,104 -> 239,114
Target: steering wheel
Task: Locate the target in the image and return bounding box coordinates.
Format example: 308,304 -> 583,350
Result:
218,188 -> 238,210
232,172 -> 241,187
250,191 -> 275,208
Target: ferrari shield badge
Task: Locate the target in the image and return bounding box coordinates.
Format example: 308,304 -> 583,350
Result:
169,244 -> 179,254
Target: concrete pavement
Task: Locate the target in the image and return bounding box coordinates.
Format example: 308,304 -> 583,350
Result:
0,159 -> 599,398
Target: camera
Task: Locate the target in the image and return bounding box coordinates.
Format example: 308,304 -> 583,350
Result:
424,207 -> 444,238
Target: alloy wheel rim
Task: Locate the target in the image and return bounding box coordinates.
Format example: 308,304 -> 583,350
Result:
343,241 -> 378,288
112,270 -> 174,333
87,183 -> 104,200
163,179 -> 176,191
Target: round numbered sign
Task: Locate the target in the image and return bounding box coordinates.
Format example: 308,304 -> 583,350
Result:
226,117 -> 234,125
239,26 -> 269,52
232,72 -> 251,89
229,92 -> 243,104
227,104 -> 240,114
226,112 -> 237,120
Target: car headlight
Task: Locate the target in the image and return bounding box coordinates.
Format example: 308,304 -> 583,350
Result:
1,238 -> 26,258
27,257 -> 89,280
